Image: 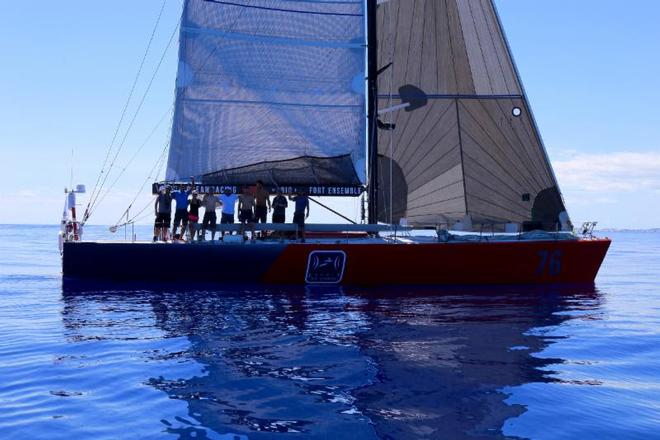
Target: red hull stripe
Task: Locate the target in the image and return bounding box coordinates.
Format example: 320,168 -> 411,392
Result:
262,239 -> 611,285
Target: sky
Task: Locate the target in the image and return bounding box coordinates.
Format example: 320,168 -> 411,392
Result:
0,1 -> 659,229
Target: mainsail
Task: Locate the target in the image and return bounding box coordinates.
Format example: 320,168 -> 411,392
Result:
376,0 -> 568,230
166,0 -> 366,188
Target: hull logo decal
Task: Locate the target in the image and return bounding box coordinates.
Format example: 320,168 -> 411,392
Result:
305,251 -> 347,284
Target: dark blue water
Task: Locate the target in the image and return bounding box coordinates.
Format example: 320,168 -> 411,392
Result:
1,225 -> 658,439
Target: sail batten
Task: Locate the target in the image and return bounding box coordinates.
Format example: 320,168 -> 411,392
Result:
377,0 -> 569,230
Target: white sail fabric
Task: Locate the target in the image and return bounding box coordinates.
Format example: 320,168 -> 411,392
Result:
166,0 -> 366,186
377,0 -> 568,230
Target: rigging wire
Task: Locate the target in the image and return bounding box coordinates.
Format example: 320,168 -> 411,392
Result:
83,0 -> 169,223
109,0 -> 236,230
387,0 -> 395,227
111,138 -> 170,228
91,105 -> 173,214
84,18 -> 180,223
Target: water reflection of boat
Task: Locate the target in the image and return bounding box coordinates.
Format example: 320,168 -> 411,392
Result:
346,286 -> 603,439
61,284 -> 601,439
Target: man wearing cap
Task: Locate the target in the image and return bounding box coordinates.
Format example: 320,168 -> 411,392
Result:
154,185 -> 173,242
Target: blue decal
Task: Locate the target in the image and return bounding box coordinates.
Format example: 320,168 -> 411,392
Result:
306,251 -> 347,284
536,250 -> 562,276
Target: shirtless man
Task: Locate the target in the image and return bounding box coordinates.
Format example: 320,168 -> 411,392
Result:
254,180 -> 271,224
238,187 -> 256,241
201,190 -> 220,241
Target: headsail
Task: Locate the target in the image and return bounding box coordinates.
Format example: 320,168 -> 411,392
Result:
376,0 -> 568,230
166,0 -> 366,188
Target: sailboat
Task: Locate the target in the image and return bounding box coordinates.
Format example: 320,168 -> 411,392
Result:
61,0 -> 610,285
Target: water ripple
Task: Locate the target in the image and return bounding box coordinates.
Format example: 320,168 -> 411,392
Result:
0,226 -> 659,439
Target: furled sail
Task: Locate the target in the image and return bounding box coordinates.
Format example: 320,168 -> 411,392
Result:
166,0 -> 366,188
376,0 -> 569,230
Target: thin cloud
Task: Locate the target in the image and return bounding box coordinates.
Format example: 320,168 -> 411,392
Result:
553,151 -> 660,193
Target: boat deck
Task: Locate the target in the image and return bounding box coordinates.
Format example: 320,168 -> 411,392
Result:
94,223 -> 582,246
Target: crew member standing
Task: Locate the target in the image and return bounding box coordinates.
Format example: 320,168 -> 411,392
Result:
254,180 -> 271,224
289,191 -> 309,242
188,190 -> 201,241
201,189 -> 220,241
154,185 -> 173,242
172,184 -> 191,238
219,187 -> 238,239
272,189 -> 287,224
238,187 -> 256,241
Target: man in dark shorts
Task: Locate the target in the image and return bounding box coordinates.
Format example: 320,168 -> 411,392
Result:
272,189 -> 287,224
154,185 -> 173,242
254,180 -> 271,224
238,187 -> 256,241
172,183 -> 191,238
202,190 -> 220,241
188,190 -> 201,241
219,187 -> 238,239
289,191 -> 309,242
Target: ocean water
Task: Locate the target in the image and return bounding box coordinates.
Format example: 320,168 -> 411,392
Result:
0,225 -> 658,440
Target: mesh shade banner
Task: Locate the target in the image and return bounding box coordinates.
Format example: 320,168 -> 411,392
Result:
166,0 -> 366,187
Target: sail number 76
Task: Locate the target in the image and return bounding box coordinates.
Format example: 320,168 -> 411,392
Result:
536,250 -> 562,276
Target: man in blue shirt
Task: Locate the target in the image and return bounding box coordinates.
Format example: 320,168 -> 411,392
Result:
289,191 -> 310,242
172,183 -> 192,239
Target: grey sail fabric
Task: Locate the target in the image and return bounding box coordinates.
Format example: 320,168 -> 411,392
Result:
166,0 -> 366,187
376,0 -> 568,230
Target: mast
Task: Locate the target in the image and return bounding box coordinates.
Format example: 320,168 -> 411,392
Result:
366,0 -> 378,224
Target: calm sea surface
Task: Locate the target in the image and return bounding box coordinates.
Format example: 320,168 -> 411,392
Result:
0,225 -> 658,439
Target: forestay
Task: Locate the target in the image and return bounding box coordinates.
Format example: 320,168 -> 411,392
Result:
376,0 -> 568,230
166,0 -> 366,188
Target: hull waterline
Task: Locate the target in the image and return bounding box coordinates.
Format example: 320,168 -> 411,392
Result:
62,238 -> 610,286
